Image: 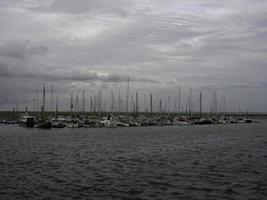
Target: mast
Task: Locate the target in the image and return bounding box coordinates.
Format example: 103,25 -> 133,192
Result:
135,92 -> 139,113
189,87 -> 192,116
90,96 -> 93,113
223,94 -> 226,114
93,95 -> 96,113
36,91 -> 39,119
212,90 -> 218,115
82,90 -> 85,114
150,93 -> 153,114
42,82 -> 46,120
131,95 -> 134,113
118,89 -> 121,113
50,85 -> 54,112
103,100 -> 106,113
199,91 -> 202,117
126,76 -> 130,113
16,104 -> 19,120
70,91 -> 74,117
174,89 -> 178,112
178,86 -> 181,113
144,93 -> 147,112
32,98 -> 35,114
99,88 -> 102,113
210,103 -> 213,116
167,96 -> 170,113
43,82 -> 46,113
159,99 -> 162,113
74,95 -> 80,117
55,96 -> 58,118
97,90 -> 100,113
111,89 -> 114,113
156,94 -> 159,113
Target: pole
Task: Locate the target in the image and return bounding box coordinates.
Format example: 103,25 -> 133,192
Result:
150,93 -> 153,114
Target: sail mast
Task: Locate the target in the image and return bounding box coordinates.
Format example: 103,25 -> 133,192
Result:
70,91 -> 73,117
199,91 -> 202,117
150,93 -> 153,114
55,96 -> 58,118
50,85 -> 54,112
178,87 -> 181,113
126,76 -> 130,113
82,90 -> 85,114
43,82 -> 46,113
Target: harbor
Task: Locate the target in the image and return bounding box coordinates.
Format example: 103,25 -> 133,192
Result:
0,81 -> 261,129
0,110 -> 260,129
1,1 -> 267,200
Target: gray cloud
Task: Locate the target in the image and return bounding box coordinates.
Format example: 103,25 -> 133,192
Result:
0,56 -> 158,84
0,0 -> 266,111
0,40 -> 49,59
37,0 -> 136,16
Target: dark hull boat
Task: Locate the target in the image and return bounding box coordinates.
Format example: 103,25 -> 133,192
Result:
36,121 -> 52,129
195,118 -> 214,125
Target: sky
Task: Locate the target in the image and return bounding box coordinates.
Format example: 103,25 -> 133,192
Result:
0,0 -> 267,112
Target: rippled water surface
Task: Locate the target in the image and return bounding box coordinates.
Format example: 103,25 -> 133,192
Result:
0,122 -> 267,200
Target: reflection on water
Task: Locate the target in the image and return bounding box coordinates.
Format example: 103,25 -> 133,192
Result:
0,122 -> 267,199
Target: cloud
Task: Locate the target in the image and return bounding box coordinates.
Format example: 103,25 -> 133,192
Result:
40,0 -> 136,16
0,40 -> 49,59
0,56 -> 158,84
0,0 -> 266,111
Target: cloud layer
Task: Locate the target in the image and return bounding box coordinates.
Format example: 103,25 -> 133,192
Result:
0,0 -> 266,111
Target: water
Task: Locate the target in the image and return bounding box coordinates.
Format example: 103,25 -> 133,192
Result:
0,122 -> 267,200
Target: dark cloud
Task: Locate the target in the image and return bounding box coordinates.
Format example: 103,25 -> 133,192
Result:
0,40 -> 49,59
0,58 -> 158,84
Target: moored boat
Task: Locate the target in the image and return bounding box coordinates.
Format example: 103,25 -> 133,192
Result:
36,121 -> 52,129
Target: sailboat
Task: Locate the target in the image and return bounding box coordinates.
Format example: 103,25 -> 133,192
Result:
99,115 -> 117,128
36,82 -> 52,129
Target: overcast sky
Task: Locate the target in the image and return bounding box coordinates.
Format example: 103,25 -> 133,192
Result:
0,0 -> 267,112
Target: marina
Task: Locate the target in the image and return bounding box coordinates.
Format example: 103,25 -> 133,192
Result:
0,111 -> 260,129
0,80 -> 260,129
1,1 -> 267,199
